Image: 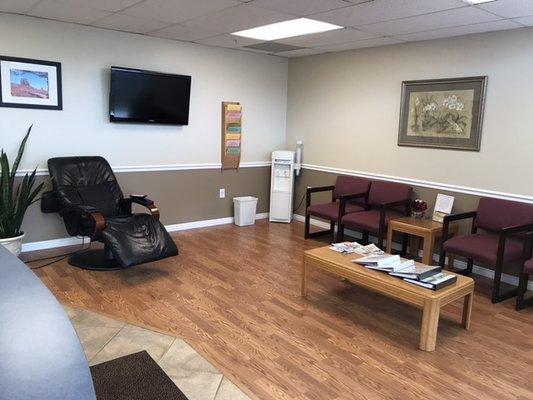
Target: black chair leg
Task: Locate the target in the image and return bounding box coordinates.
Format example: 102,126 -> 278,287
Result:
438,250 -> 446,267
377,232 -> 384,250
491,261 -> 518,303
337,224 -> 345,242
466,259 -> 474,275
304,213 -> 310,239
362,231 -> 369,245
516,272 -> 529,310
401,234 -> 408,255
330,221 -> 335,236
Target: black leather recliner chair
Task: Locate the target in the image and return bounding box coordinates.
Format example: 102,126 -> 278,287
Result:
41,156 -> 178,270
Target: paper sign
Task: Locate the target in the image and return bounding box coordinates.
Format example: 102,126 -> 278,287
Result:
226,125 -> 241,133
225,112 -> 241,119
226,104 -> 242,112
432,194 -> 455,223
226,140 -> 240,147
226,147 -> 240,155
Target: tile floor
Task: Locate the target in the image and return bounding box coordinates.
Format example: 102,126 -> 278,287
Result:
64,305 -> 250,400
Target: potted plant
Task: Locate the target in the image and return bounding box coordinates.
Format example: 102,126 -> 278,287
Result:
0,126 -> 44,256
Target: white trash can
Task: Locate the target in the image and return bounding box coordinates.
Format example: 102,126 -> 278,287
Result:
233,196 -> 258,226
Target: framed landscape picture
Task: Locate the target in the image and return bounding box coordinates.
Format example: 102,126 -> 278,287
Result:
0,56 -> 62,110
398,76 -> 487,151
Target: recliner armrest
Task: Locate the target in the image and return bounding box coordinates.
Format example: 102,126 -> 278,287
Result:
62,204 -> 106,239
128,195 -> 154,206
122,196 -> 160,221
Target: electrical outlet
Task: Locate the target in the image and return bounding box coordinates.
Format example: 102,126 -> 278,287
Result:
219,188 -> 226,198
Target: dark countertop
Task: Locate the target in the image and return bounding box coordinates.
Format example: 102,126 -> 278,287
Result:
0,246 -> 96,400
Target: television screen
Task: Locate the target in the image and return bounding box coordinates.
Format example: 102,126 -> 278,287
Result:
109,66 -> 191,125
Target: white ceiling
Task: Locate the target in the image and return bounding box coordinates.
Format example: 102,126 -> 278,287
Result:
0,0 -> 531,57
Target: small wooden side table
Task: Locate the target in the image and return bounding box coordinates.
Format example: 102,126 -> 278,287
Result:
386,216 -> 458,266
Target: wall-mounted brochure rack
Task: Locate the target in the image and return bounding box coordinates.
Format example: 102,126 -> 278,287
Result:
221,101 -> 242,170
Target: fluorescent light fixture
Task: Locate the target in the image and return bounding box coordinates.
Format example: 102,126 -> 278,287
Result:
231,18 -> 343,41
463,0 -> 496,4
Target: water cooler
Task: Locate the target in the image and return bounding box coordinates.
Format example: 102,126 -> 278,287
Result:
269,150 -> 295,223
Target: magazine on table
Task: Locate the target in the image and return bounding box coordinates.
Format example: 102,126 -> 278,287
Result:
353,254 -> 412,272
404,272 -> 457,290
389,263 -> 442,280
330,242 -> 383,255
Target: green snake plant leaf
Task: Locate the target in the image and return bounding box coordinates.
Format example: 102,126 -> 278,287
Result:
10,125 -> 32,182
0,127 -> 43,239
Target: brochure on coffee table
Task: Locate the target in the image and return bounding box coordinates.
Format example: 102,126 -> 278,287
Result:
404,273 -> 457,290
354,254 -> 405,271
390,264 -> 442,280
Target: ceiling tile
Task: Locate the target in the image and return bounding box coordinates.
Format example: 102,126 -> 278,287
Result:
513,15 -> 533,26
311,0 -> 468,27
249,0 -> 365,17
93,13 -> 170,34
476,0 -> 533,19
27,0 -> 111,24
396,19 -> 524,41
48,0 -> 143,13
181,3 -> 294,33
361,6 -> 502,36
149,23 -> 220,41
194,33 -> 262,48
0,0 -> 40,13
122,0 -> 241,24
278,27 -> 379,47
316,36 -> 404,52
275,48 -> 324,57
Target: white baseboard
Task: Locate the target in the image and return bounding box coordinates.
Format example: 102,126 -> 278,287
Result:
294,213 -> 533,291
21,212 -> 270,253
21,236 -> 89,252
165,212 -> 269,232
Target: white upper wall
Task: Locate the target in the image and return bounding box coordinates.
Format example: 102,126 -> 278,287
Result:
286,27 -> 533,197
0,14 -> 288,171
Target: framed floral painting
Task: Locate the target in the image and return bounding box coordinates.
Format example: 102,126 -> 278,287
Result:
398,76 -> 487,151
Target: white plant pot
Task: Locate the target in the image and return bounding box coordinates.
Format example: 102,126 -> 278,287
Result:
0,233 -> 25,257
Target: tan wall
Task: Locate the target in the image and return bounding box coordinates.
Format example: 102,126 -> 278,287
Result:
21,166 -> 270,243
287,27 -> 533,198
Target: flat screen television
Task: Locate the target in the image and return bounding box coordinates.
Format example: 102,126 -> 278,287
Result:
109,66 -> 191,125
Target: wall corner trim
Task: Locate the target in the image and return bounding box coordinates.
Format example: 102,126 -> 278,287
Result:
16,161 -> 271,176
302,164 -> 533,204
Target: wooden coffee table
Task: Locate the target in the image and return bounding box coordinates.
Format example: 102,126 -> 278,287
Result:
301,246 -> 475,351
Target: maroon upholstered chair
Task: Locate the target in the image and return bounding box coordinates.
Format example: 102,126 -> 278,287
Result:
439,197 -> 533,304
338,181 -> 412,249
517,232 -> 533,310
305,176 -> 370,241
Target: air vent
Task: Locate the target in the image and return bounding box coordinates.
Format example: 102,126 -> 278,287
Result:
243,42 -> 307,53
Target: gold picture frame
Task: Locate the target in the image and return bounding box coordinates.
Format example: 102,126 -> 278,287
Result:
398,76 -> 487,151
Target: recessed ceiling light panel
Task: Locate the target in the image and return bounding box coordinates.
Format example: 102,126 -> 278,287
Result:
231,18 -> 343,41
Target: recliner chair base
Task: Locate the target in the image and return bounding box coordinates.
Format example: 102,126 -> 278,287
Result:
68,248 -> 122,271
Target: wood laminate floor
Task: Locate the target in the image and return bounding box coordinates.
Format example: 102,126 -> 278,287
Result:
31,220 -> 533,400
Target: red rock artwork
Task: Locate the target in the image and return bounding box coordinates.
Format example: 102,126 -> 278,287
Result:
10,69 -> 49,99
